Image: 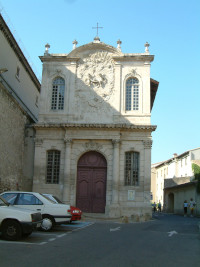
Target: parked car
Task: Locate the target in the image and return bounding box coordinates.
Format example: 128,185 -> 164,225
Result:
0,192 -> 72,231
43,194 -> 82,223
0,196 -> 42,241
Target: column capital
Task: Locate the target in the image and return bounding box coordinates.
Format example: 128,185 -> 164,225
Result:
64,138 -> 73,145
112,139 -> 121,147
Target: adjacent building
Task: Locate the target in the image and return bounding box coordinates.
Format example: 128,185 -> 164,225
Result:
152,148 -> 200,215
32,36 -> 159,220
0,14 -> 40,192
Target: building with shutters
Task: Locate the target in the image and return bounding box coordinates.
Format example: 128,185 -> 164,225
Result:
32,36 -> 159,220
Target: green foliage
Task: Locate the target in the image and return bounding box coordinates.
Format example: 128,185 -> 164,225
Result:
192,163 -> 200,193
192,163 -> 200,179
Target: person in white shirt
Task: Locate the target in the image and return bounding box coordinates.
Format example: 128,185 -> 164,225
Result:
189,198 -> 196,217
183,200 -> 188,217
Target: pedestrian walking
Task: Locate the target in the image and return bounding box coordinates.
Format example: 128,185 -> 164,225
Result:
152,202 -> 156,213
158,201 -> 161,212
183,200 -> 188,217
189,198 -> 196,217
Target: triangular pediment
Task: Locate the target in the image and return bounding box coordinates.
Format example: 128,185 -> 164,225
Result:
68,41 -> 123,58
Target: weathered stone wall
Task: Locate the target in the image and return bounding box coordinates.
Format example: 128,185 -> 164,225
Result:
0,85 -> 29,192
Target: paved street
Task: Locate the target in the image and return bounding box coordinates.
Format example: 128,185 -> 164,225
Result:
0,214 -> 199,267
0,221 -> 93,246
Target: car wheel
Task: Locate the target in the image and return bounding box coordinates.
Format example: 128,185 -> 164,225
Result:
40,215 -> 55,231
2,220 -> 22,241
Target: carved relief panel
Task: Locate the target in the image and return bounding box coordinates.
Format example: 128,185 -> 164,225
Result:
75,51 -> 115,112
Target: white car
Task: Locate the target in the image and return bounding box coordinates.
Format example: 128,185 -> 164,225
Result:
0,196 -> 42,240
43,194 -> 82,223
0,192 -> 72,231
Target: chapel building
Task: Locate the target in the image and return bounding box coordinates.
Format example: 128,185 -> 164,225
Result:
33,36 -> 159,220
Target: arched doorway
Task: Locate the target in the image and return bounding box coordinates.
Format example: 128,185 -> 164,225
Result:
168,193 -> 174,213
76,151 -> 107,213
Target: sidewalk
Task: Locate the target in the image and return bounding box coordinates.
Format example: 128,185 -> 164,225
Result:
81,213 -> 153,223
82,213 -> 122,223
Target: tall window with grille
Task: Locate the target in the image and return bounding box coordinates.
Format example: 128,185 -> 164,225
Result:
51,77 -> 65,110
46,150 -> 60,184
125,78 -> 139,111
125,152 -> 139,186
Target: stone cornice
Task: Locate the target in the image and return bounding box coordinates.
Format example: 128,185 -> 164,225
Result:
113,54 -> 154,62
33,123 -> 157,132
39,56 -> 80,63
39,54 -> 154,63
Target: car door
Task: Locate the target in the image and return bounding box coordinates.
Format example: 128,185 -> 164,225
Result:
14,193 -> 45,213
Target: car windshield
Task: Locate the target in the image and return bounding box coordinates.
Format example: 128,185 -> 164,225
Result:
1,193 -> 17,204
0,196 -> 9,206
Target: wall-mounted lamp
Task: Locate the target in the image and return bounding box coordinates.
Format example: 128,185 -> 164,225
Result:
0,68 -> 8,74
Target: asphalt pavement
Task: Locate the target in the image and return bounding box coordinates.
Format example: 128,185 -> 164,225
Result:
0,214 -> 199,267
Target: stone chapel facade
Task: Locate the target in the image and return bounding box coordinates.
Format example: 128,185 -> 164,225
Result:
32,37 -> 158,220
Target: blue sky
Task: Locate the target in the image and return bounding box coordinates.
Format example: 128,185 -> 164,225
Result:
0,0 -> 200,163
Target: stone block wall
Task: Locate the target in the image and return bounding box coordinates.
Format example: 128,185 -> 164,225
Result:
0,85 -> 31,192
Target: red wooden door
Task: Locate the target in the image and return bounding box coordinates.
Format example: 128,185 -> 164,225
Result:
76,151 -> 107,213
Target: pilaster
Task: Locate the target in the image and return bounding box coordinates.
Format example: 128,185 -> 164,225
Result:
62,138 -> 73,203
143,139 -> 152,193
108,139 -> 121,217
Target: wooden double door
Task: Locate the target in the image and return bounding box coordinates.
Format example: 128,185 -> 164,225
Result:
76,151 -> 107,213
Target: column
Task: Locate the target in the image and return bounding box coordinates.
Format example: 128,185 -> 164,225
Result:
62,138 -> 72,203
112,139 -> 120,204
32,138 -> 43,191
143,139 -> 153,200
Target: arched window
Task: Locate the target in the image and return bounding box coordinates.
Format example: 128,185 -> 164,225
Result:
51,77 -> 65,110
46,150 -> 60,184
125,152 -> 139,186
125,78 -> 139,111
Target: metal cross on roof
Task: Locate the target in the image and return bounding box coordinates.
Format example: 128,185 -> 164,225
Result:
92,22 -> 103,37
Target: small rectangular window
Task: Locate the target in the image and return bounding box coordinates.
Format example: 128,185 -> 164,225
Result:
51,77 -> 65,110
46,150 -> 60,184
15,66 -> 20,81
35,96 -> 39,107
125,78 -> 139,111
125,152 -> 139,186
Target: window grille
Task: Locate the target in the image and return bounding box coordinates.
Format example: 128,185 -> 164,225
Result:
125,78 -> 139,111
46,150 -> 60,184
51,77 -> 65,110
125,152 -> 139,186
